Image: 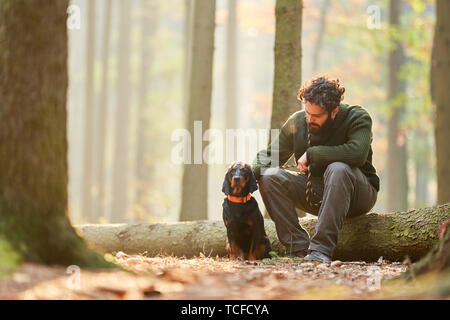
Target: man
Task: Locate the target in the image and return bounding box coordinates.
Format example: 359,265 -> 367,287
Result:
251,76 -> 379,262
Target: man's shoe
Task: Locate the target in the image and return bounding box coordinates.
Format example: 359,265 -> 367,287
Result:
304,250 -> 331,262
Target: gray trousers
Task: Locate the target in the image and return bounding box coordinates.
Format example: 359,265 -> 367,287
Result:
258,162 -> 377,258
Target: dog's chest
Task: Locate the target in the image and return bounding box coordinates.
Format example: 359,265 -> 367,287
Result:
223,199 -> 259,230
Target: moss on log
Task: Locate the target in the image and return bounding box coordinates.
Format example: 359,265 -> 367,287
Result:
397,220 -> 449,280
76,203 -> 450,262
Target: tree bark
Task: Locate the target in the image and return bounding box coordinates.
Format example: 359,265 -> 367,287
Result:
271,0 -> 303,131
81,0 -> 96,223
111,0 -> 132,223
183,0 -> 194,120
134,0 -> 158,217
386,0 -> 408,212
432,0 -> 450,205
226,0 -> 238,131
179,0 -> 216,221
311,0 -> 330,75
77,203 -> 450,262
94,0 -> 113,223
0,0 -> 111,268
412,129 -> 431,208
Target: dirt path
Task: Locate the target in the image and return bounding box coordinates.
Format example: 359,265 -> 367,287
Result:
0,253 -> 415,300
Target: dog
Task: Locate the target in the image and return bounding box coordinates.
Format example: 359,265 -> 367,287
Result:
222,162 -> 271,260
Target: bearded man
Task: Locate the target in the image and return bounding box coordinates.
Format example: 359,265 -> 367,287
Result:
251,76 -> 379,262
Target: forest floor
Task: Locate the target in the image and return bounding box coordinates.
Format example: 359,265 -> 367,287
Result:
0,253 -> 448,300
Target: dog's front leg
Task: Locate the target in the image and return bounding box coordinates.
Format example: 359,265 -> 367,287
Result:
227,240 -> 244,260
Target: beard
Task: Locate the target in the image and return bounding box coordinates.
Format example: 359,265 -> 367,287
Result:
308,113 -> 335,135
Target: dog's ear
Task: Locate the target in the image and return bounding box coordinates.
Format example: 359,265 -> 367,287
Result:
222,170 -> 231,195
247,168 -> 258,194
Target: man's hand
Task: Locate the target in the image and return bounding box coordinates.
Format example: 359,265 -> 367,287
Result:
297,152 -> 308,173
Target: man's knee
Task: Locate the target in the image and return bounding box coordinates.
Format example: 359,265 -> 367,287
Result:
324,162 -> 352,180
258,168 -> 285,192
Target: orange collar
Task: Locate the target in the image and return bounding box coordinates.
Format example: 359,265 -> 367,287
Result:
227,194 -> 252,203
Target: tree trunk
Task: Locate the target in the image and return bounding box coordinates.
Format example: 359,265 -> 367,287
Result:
271,0 -> 302,131
183,0 -> 194,120
0,0 -> 111,268
264,0 -> 302,217
432,0 -> 450,205
226,0 -> 238,131
77,203 -> 450,262
179,0 -> 216,221
311,0 -> 330,75
81,0 -> 96,222
134,0 -> 158,217
412,129 -> 431,208
222,0 -> 238,180
94,0 -> 113,223
111,0 -> 131,223
386,0 -> 408,212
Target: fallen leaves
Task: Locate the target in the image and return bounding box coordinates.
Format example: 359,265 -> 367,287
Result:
0,254 -> 412,300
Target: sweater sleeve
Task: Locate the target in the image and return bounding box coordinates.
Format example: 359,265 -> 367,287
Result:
252,115 -> 297,180
308,113 -> 372,167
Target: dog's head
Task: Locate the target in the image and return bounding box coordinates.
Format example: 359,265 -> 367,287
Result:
222,163 -> 258,196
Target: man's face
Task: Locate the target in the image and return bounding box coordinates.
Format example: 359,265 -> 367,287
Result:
304,101 -> 338,135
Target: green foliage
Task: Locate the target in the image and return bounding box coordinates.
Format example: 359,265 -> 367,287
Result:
409,0 -> 427,13
269,251 -> 279,258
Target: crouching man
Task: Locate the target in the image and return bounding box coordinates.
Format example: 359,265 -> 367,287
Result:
251,76 -> 379,262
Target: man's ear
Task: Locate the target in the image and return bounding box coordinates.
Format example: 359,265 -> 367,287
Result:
331,105 -> 339,119
222,171 -> 231,195
248,168 -> 258,194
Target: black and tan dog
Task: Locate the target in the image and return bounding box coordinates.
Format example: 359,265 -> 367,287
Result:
222,162 -> 271,260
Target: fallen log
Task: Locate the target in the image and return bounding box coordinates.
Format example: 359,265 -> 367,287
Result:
382,220 -> 450,299
76,203 -> 450,262
396,219 -> 450,280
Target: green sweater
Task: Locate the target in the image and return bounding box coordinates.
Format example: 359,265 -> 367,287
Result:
252,103 -> 380,192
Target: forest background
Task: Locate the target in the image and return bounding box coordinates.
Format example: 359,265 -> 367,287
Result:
67,0 -> 437,225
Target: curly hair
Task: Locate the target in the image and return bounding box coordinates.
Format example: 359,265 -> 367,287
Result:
297,76 -> 345,113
